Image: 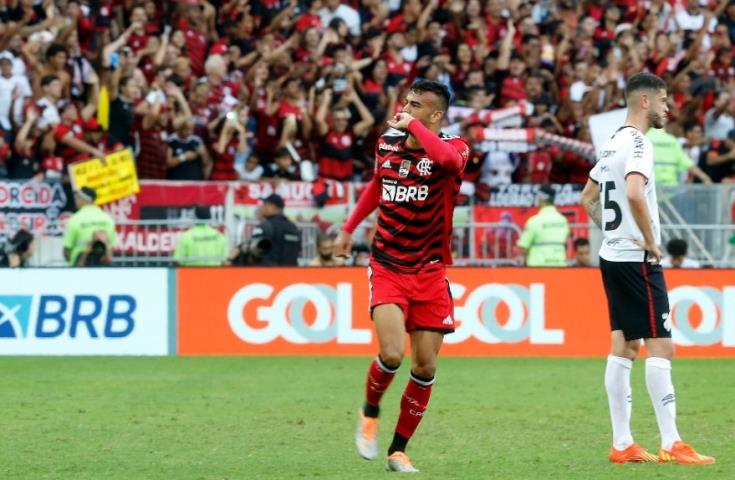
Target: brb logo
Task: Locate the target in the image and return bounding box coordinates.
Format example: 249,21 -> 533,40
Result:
669,286 -> 735,346
446,283 -> 564,344
0,295 -> 136,339
382,181 -> 429,203
227,283 -> 370,344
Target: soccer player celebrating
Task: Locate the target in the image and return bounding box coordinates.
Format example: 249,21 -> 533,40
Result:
335,79 -> 470,473
581,72 -> 714,465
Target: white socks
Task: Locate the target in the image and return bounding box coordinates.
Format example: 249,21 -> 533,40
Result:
645,357 -> 681,450
605,355 -> 634,450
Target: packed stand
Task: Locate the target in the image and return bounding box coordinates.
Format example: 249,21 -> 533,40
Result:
0,0 -> 734,198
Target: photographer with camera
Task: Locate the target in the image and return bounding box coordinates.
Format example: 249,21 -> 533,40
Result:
174,206 -> 229,266
0,229 -> 35,268
63,187 -> 117,267
240,193 -> 300,266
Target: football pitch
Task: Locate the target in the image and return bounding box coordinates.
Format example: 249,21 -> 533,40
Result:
1,357 -> 732,480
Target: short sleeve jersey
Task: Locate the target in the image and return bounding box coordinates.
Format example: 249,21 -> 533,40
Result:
590,126 -> 661,262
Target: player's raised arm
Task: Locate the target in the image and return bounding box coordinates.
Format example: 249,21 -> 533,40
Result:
405,118 -> 465,171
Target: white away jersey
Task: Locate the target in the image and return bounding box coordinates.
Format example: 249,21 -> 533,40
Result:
589,126 -> 661,262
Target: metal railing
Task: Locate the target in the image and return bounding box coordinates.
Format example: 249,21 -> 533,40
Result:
453,222 -> 523,266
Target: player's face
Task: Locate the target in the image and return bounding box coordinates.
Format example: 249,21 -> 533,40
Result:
647,88 -> 669,129
402,91 -> 443,127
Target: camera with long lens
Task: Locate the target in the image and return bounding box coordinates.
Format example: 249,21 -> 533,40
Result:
0,229 -> 34,267
85,239 -> 108,266
231,236 -> 272,266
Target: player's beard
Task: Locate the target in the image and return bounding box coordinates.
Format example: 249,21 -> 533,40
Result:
649,110 -> 665,129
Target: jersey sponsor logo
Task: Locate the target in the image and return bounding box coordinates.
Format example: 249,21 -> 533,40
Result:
382,181 -> 429,202
416,158 -> 432,176
399,159 -> 411,177
378,143 -> 401,152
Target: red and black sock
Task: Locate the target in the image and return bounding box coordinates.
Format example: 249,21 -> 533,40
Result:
363,355 -> 399,418
388,371 -> 434,454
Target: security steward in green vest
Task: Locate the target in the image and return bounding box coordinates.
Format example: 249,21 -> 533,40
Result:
646,128 -> 711,186
174,206 -> 229,266
517,185 -> 570,267
63,186 -> 117,266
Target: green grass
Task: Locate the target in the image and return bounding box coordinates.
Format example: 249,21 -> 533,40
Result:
0,357 -> 732,479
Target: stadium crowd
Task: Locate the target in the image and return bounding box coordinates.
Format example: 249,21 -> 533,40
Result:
0,0 -> 734,195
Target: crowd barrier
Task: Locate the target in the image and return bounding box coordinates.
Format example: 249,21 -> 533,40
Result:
1,268 -> 733,357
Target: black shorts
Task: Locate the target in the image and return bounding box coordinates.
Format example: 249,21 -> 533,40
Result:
599,257 -> 671,341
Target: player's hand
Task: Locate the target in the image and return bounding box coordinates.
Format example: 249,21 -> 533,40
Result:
633,240 -> 662,264
386,112 -> 414,131
334,231 -> 353,258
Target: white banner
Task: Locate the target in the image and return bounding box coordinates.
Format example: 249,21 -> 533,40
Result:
588,108 -> 627,152
0,269 -> 169,355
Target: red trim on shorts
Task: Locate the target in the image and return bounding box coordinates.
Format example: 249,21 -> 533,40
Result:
641,263 -> 657,337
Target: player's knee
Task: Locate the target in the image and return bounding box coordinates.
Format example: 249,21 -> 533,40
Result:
411,363 -> 436,379
380,351 -> 403,370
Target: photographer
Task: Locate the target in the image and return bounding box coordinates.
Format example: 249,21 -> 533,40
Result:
63,187 -> 117,267
0,229 -> 35,268
239,194 -> 300,266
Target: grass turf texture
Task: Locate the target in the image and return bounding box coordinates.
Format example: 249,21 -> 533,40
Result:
0,357 -> 732,480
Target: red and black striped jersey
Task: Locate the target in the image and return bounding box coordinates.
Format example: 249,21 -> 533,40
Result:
372,130 -> 470,272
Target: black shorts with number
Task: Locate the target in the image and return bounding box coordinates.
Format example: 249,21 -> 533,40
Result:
599,257 -> 671,341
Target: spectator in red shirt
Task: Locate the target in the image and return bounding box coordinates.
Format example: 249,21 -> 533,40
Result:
54,101 -> 106,167
705,128 -> 735,183
127,7 -> 150,53
314,87 -> 375,181
383,32 -> 413,87
211,107 -> 250,181
494,22 -> 527,106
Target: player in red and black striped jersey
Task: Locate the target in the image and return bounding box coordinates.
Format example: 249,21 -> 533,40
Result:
335,80 -> 470,473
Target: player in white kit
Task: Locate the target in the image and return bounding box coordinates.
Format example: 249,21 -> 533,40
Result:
581,72 -> 714,465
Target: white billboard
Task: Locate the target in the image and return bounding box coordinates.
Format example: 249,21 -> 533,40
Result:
0,269 -> 169,355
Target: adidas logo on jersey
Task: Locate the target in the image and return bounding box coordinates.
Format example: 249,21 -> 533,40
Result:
382,160 -> 391,168
442,316 -> 453,326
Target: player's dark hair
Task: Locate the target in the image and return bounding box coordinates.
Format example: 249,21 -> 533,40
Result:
666,238 -> 688,257
624,72 -> 666,102
574,237 -> 590,249
409,79 -> 451,112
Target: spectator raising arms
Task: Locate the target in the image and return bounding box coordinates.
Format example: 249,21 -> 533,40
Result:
0,0 -> 733,195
